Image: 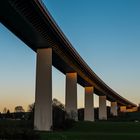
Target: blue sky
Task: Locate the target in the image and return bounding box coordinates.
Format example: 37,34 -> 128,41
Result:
0,0 -> 140,112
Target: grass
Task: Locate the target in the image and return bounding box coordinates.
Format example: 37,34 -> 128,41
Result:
40,121 -> 140,140
0,120 -> 40,139
0,119 -> 33,128
0,120 -> 140,140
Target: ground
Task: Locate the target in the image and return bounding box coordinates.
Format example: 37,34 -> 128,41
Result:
0,120 -> 140,139
41,121 -> 140,140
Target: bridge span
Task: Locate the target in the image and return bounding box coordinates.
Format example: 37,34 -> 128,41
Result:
0,0 -> 136,131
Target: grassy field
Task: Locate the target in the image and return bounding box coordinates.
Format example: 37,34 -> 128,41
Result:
0,120 -> 140,139
41,121 -> 140,140
0,120 -> 39,139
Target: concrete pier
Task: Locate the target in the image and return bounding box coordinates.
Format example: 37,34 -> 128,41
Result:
111,102 -> 118,116
84,87 -> 94,121
120,106 -> 127,112
34,48 -> 52,131
99,96 -> 107,120
65,72 -> 78,120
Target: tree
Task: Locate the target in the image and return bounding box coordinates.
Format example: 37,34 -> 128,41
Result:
52,98 -> 65,130
27,103 -> 35,121
14,106 -> 25,113
52,98 -> 64,109
7,109 -> 10,114
6,109 -> 11,118
28,103 -> 34,112
3,107 -> 8,114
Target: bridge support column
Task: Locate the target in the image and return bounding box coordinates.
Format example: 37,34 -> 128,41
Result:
84,87 -> 94,121
111,102 -> 118,116
99,96 -> 107,120
120,106 -> 126,112
34,48 -> 52,131
65,72 -> 78,120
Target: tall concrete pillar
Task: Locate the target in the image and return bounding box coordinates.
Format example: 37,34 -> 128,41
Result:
84,86 -> 94,121
120,106 -> 126,112
110,102 -> 118,116
65,72 -> 77,120
99,96 -> 107,120
132,107 -> 138,112
34,48 -> 52,131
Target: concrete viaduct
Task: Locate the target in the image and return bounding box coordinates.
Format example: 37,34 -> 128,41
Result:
0,0 -> 136,131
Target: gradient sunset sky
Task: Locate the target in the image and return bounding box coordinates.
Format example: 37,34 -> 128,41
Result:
0,0 -> 140,112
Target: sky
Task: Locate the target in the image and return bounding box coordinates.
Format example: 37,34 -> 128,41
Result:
0,0 -> 140,112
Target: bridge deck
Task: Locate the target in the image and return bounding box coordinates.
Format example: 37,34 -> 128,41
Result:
0,0 -> 136,107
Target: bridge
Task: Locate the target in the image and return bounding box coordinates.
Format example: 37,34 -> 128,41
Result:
0,0 -> 137,131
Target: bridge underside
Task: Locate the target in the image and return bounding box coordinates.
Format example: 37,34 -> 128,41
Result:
0,0 -> 136,107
